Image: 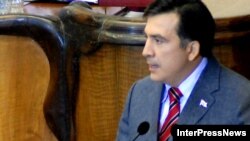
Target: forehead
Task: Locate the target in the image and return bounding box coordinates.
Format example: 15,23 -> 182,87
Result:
144,12 -> 179,35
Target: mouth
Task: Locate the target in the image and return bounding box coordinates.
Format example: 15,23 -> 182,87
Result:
148,64 -> 159,72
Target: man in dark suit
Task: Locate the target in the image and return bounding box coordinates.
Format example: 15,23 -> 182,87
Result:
116,0 -> 250,141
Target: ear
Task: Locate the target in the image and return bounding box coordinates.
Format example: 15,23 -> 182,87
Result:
186,41 -> 200,61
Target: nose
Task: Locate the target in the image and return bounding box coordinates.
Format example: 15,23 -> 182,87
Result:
142,39 -> 154,57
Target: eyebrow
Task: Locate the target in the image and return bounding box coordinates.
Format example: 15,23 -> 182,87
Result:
151,34 -> 164,38
144,30 -> 165,39
150,34 -> 167,41
143,29 -> 168,41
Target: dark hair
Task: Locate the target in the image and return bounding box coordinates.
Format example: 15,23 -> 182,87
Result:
143,0 -> 216,58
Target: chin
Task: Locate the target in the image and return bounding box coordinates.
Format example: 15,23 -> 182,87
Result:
150,74 -> 164,82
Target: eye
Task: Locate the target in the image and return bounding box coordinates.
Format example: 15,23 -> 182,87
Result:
154,37 -> 165,44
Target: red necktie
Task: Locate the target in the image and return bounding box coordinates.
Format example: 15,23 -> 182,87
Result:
159,87 -> 183,141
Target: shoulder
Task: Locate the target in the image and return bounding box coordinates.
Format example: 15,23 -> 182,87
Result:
220,66 -> 250,89
205,57 -> 250,89
132,76 -> 162,89
127,76 -> 163,98
220,67 -> 250,102
200,57 -> 250,96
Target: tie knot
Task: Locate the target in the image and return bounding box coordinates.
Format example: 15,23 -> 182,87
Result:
168,87 -> 183,101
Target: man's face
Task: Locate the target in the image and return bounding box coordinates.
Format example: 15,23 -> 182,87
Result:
143,12 -> 191,86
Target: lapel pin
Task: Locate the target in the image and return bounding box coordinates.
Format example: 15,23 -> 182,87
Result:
199,99 -> 208,108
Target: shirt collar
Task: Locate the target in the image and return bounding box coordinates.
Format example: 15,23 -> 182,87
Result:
162,57 -> 208,103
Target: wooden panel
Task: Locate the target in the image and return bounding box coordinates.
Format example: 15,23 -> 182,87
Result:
214,15 -> 250,78
0,35 -> 57,141
76,44 -> 148,141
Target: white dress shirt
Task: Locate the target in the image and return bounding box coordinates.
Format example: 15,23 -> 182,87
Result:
159,57 -> 208,129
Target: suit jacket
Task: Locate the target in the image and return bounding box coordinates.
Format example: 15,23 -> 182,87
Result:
116,58 -> 250,141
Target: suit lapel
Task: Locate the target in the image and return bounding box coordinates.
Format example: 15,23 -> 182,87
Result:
178,58 -> 221,124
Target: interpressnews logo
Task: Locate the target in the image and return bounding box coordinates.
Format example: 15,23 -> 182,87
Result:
176,128 -> 246,136
172,125 -> 250,141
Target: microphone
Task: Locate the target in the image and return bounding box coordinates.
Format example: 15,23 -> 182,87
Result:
132,121 -> 150,141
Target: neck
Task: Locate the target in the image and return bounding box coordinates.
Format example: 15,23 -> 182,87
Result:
170,56 -> 203,87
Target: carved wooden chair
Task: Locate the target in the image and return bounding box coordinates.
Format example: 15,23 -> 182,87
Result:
0,14 -> 71,141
